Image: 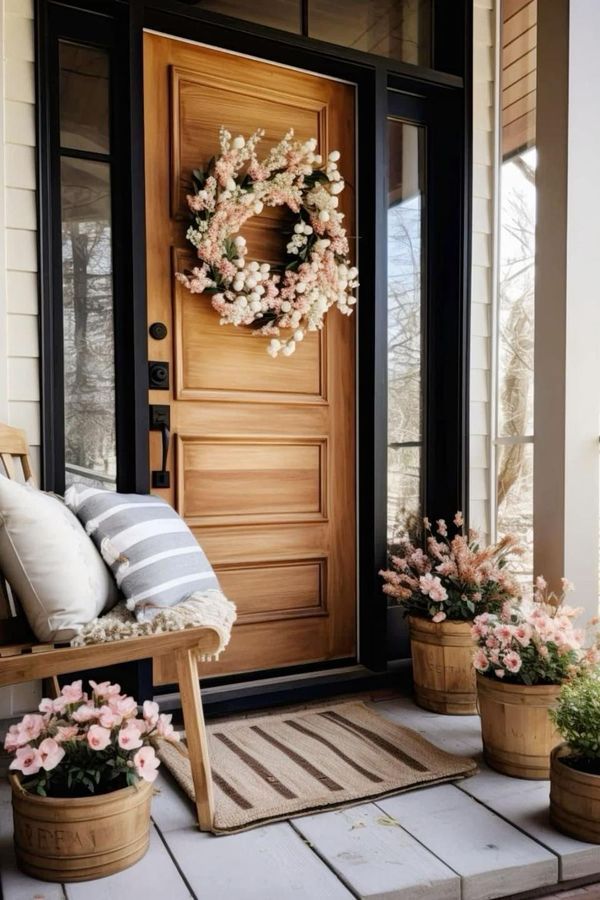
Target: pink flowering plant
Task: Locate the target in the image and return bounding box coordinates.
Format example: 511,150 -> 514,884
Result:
379,513 -> 523,623
472,577 -> 600,685
176,126 -> 358,358
4,679 -> 180,797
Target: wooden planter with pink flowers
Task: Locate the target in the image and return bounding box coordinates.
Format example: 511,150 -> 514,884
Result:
472,576 -> 598,779
409,616 -> 478,714
4,678 -> 181,882
10,773 -> 153,882
380,513 -> 524,717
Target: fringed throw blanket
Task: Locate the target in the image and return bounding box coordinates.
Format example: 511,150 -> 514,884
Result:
70,589 -> 236,662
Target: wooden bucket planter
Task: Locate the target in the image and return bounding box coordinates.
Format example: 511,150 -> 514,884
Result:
408,615 -> 477,715
9,774 -> 153,882
550,744 -> 600,842
476,674 -> 561,779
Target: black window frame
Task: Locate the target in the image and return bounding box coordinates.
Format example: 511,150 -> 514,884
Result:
36,0 -> 471,678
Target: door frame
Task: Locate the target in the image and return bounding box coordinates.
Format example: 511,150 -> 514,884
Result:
35,0 -> 472,684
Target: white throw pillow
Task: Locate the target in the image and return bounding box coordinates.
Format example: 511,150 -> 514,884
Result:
0,476 -> 118,642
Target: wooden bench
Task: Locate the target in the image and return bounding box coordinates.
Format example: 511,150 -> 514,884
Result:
0,423 -> 217,830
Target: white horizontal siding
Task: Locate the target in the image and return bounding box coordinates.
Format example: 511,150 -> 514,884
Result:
0,0 -> 40,717
470,0 -> 497,540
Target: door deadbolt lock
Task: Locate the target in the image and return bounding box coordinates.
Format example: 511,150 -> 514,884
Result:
149,360 -> 169,390
149,321 -> 168,341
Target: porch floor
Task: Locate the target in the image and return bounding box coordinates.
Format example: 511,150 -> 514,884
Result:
2,692 -> 600,900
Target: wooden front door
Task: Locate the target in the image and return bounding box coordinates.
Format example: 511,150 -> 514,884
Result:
143,33 -> 356,683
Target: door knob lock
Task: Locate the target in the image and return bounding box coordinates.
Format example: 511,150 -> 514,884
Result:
149,360 -> 169,390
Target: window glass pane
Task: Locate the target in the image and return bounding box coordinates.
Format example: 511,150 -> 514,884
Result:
494,0 -> 536,561
59,42 -> 110,154
193,0 -> 301,33
497,441 -> 533,580
61,158 -> 116,490
497,149 -> 536,439
310,0 -> 431,66
387,118 -> 424,543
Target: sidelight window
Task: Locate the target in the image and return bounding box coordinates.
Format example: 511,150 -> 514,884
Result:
59,42 -> 117,490
387,118 -> 425,543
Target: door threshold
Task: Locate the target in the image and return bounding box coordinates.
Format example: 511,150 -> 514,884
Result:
155,659 -> 410,717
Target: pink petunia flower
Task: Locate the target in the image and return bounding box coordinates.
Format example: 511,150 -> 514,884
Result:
473,649 -> 489,672
432,610 -> 447,623
9,745 -> 42,776
87,725 -> 112,751
72,704 -> 99,724
109,696 -> 138,719
90,680 -> 121,700
55,725 -> 79,743
118,724 -> 143,751
133,746 -> 160,783
97,705 -> 122,730
503,650 -> 523,674
156,714 -> 180,741
142,701 -> 160,728
61,680 -> 84,704
38,738 -> 65,772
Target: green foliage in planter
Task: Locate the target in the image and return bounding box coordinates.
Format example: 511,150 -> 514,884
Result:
551,674 -> 600,759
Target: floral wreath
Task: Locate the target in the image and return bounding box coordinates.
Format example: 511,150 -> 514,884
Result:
176,127 -> 358,358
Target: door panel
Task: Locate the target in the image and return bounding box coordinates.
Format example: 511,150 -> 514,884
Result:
143,33 -> 356,682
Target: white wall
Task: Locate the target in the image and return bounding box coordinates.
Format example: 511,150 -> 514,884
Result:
470,0 -> 496,541
0,0 -> 41,717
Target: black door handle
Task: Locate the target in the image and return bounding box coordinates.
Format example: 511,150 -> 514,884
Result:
150,406 -> 171,489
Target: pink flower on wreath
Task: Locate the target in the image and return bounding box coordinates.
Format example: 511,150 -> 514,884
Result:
453,511 -> 464,528
87,725 -> 112,751
432,610 -> 447,623
118,724 -> 143,751
38,738 -> 65,772
133,746 -> 160,783
9,745 -> 42,776
503,651 -> 523,674
436,519 -> 448,537
473,649 -> 489,672
61,680 -> 84,704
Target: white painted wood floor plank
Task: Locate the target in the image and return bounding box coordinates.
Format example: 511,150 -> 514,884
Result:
152,773 -> 353,900
293,801 -> 461,900
377,784 -> 559,900
371,698 -> 484,760
64,826 -> 192,900
0,779 -> 65,900
458,766 -> 600,882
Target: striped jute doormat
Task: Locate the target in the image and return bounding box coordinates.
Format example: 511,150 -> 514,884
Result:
158,701 -> 477,834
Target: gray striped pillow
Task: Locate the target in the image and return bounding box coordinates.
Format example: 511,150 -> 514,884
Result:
64,485 -> 221,622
